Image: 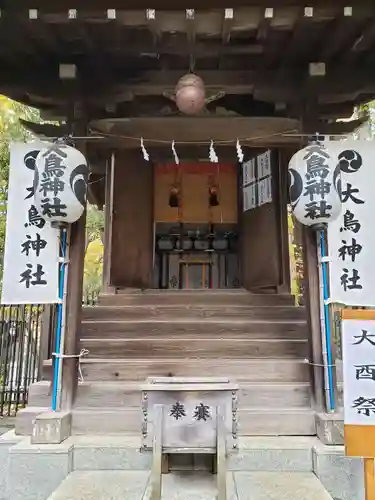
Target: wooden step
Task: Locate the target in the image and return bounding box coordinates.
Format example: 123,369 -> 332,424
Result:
70,408 -> 316,436
80,319 -> 307,339
81,337 -> 309,358
99,290 -> 295,307
43,358 -> 310,383
82,305 -> 306,322
29,380 -> 311,409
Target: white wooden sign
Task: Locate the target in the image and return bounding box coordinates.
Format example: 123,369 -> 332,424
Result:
243,183 -> 257,211
242,158 -> 256,186
328,141 -> 375,306
257,150 -> 271,178
343,317 -> 375,426
1,142 -> 60,304
242,150 -> 272,211
258,177 -> 272,206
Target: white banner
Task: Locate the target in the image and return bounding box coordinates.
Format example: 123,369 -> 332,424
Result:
343,318 -> 375,425
1,142 -> 60,304
328,141 -> 375,306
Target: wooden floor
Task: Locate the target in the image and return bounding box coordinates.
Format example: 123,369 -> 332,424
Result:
38,289 -> 315,436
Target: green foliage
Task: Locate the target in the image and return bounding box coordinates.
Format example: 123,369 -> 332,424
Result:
83,205 -> 104,302
0,97 -> 41,283
86,204 -> 104,247
83,238 -> 103,302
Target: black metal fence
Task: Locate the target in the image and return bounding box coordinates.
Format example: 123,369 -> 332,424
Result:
0,304 -> 46,417
0,292 -> 99,418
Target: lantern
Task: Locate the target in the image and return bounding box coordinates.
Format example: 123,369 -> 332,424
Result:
175,73 -> 206,115
288,143 -> 342,229
33,143 -> 88,227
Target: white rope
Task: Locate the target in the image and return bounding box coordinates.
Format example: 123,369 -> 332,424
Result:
304,358 -> 336,368
52,349 -> 90,382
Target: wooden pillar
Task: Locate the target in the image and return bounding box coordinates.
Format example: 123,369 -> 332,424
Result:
303,227 -> 325,411
277,149 -> 292,293
102,153 -> 115,293
60,209 -> 87,410
60,117 -> 88,411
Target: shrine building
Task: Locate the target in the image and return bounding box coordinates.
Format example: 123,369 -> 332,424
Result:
2,0 -> 374,440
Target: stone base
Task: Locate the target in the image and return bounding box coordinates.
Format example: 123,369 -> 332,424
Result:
316,413 -> 344,445
48,470 -> 332,500
0,435 -> 367,500
31,412 -> 72,445
313,442 -> 364,500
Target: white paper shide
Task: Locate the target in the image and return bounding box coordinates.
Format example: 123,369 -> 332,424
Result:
343,319 -> 375,426
328,141 -> 375,306
1,143 -> 60,304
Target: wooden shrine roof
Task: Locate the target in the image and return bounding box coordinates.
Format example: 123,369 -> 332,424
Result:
1,2 -> 375,135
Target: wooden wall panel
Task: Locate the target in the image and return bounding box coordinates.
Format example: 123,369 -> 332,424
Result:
211,168 -> 238,223
154,168 -> 180,223
181,172 -> 209,223
110,151 -> 153,288
154,163 -> 237,223
240,151 -> 280,291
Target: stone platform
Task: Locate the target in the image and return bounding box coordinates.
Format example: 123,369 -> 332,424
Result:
0,433 -> 365,500
47,470 -> 333,500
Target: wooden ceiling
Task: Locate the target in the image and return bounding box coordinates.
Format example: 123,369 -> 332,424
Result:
1,2 -> 375,131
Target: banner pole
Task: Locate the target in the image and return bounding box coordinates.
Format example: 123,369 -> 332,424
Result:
51,228 -> 68,412
317,229 -> 335,411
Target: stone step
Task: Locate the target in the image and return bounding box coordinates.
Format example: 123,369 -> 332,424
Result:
81,337 -> 309,359
233,471 -> 333,500
47,471 -> 150,500
46,470 -> 333,500
15,406 -> 49,435
71,435 -> 317,472
80,319 -> 307,339
99,290 -> 295,307
15,406 -> 315,437
82,305 -> 306,322
70,408 -> 315,436
28,380 -> 312,409
43,358 -> 310,383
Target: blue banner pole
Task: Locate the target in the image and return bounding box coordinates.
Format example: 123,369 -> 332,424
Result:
51,228 -> 67,412
320,229 -> 335,411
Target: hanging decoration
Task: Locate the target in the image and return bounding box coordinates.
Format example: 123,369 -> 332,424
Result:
171,140 -> 179,165
168,186 -> 180,208
34,142 -> 88,227
236,139 -> 244,163
175,73 -> 206,115
288,142 -> 342,230
209,140 -> 218,163
141,137 -> 150,161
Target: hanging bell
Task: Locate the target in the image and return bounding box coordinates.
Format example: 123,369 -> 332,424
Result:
169,186 -> 180,207
209,186 -> 219,207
